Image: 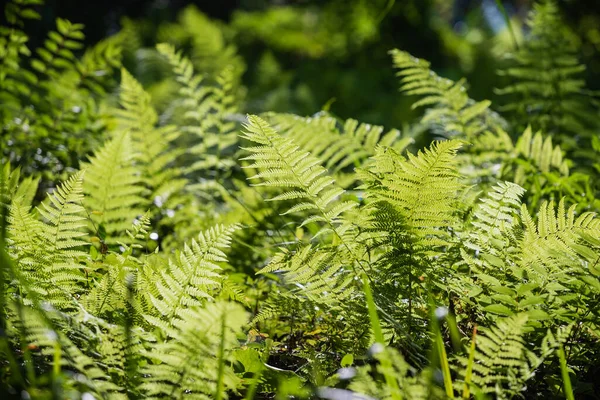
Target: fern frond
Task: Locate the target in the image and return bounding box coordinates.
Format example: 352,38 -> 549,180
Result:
456,314 -> 539,399
266,112 -> 410,187
360,140 -> 462,247
497,0 -> 596,145
141,301 -> 248,399
83,132 -> 145,245
115,68 -> 187,211
144,224 -> 239,332
391,49 -> 504,140
241,114 -> 357,239
37,170 -> 88,258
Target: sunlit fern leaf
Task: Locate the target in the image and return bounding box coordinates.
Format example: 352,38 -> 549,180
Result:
37,170 -> 88,258
144,224 -> 240,333
390,49 -> 504,140
496,0 -> 597,148
241,114 -> 357,239
265,112 -> 410,187
520,198 -> 600,277
360,140 -> 462,249
511,125 -> 569,185
141,301 -> 248,399
465,181 -> 525,254
456,314 -> 539,399
82,132 -> 145,245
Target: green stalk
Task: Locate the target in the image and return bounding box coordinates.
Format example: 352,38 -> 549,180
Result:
362,273 -> 402,400
215,312 -> 227,400
558,345 -> 574,400
494,0 -> 519,51
462,326 -> 477,399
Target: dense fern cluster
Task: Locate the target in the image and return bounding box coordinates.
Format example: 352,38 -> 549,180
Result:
2,0 -> 600,398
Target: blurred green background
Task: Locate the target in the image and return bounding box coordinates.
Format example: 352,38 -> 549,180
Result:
16,0 -> 600,130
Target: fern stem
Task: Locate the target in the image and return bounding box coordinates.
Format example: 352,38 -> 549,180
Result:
494,0 -> 519,51
362,273 -> 402,400
462,325 -> 477,399
558,344 -> 574,400
215,311 -> 227,400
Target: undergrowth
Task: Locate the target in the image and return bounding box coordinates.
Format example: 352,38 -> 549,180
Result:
1,0 -> 599,399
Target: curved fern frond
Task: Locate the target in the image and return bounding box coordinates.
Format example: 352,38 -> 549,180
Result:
83,132 -> 145,245
144,224 -> 239,332
391,49 -> 504,140
241,114 -> 357,239
266,112 -> 410,187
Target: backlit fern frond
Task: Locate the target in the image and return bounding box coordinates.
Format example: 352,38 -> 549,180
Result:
266,112 -> 410,187
496,0 -> 597,147
241,114 -> 357,239
156,42 -> 237,174
141,301 -> 248,399
144,224 -> 240,333
456,314 -> 538,399
465,181 -> 525,256
520,198 -> 600,277
37,170 -> 87,259
508,125 -> 570,188
83,132 -> 145,245
391,49 -> 504,140
360,140 -> 462,249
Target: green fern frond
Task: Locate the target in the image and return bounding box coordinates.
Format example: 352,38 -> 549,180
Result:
496,0 -> 596,145
37,170 -> 88,258
466,181 -> 525,253
156,42 -> 237,174
391,49 -> 504,140
456,314 -> 538,398
360,140 -> 462,248
144,224 -> 240,332
266,112 -> 410,187
241,114 -> 357,239
83,132 -> 145,245
115,68 -> 187,212
141,301 -> 248,399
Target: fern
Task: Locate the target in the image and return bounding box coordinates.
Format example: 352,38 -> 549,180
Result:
144,224 -> 239,333
391,49 -> 505,140
141,301 -> 248,399
266,112 -> 410,187
156,42 -> 237,175
82,132 -> 145,245
241,114 -> 357,240
496,0 -> 597,149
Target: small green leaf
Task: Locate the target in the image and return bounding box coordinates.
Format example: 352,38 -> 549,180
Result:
341,354 -> 354,367
484,304 -> 514,316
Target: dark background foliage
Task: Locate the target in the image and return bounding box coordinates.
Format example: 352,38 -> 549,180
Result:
10,0 -> 600,130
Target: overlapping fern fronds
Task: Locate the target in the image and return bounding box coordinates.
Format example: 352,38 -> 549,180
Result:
497,0 -> 597,148
391,49 -> 505,140
141,301 -> 248,399
266,112 -> 411,187
157,42 -> 238,175
144,224 -> 240,332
